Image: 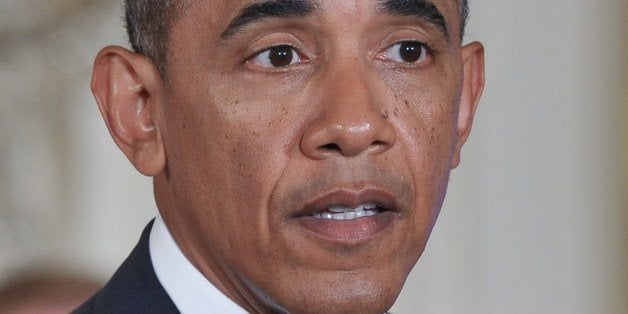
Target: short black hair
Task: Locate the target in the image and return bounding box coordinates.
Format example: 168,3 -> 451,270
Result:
124,0 -> 184,76
460,0 -> 469,35
125,0 -> 470,76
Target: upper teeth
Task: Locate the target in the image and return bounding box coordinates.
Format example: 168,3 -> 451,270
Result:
311,202 -> 380,220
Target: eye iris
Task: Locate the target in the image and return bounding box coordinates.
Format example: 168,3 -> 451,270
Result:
269,45 -> 294,67
399,41 -> 422,63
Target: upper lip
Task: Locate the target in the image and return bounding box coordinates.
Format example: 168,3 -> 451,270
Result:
292,187 -> 401,218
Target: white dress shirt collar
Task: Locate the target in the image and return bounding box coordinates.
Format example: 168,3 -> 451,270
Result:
149,214 -> 248,314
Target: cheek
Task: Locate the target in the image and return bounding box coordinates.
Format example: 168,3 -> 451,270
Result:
389,78 -> 459,225
212,99 -> 296,208
382,58 -> 460,155
184,99 -> 298,245
395,88 -> 456,163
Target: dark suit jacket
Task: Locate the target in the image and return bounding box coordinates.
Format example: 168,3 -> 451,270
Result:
74,220 -> 180,313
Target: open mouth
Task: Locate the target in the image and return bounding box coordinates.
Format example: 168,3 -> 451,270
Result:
292,188 -> 400,245
295,188 -> 399,218
310,202 -> 384,220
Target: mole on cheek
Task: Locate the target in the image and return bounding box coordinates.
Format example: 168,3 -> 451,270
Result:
380,109 -> 389,119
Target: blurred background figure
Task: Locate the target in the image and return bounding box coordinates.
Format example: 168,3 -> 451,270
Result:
0,273 -> 100,313
0,0 -> 625,313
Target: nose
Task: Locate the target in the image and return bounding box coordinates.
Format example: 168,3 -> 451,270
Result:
300,62 -> 397,159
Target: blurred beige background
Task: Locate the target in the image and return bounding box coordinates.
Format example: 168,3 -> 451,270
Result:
0,0 -> 625,313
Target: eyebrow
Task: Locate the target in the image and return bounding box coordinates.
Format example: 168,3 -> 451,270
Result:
221,0 -> 317,39
377,0 -> 449,39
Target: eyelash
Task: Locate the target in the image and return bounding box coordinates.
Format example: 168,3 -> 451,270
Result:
246,40 -> 432,70
378,40 -> 433,65
247,44 -> 308,69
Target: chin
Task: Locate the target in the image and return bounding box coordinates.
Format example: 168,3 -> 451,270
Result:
250,267 -> 407,314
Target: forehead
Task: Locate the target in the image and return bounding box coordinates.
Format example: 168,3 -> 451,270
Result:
176,0 -> 462,38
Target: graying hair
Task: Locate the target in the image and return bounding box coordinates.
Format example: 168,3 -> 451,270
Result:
460,0 -> 469,38
125,0 -> 470,76
125,0 -> 183,76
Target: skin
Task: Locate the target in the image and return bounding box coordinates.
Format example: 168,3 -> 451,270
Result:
91,0 -> 484,313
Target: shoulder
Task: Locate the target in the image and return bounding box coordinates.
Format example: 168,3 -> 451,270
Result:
73,221 -> 179,314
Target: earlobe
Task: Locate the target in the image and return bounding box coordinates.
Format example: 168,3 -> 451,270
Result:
452,41 -> 485,168
91,46 -> 166,176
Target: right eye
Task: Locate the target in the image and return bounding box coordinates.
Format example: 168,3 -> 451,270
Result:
248,45 -> 307,68
381,40 -> 431,65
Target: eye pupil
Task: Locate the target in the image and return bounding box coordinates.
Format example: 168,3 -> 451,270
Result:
269,45 -> 294,67
399,41 -> 422,63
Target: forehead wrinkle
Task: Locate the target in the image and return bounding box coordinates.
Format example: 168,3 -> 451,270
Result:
376,0 -> 450,41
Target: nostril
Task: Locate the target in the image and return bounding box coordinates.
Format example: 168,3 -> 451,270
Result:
371,140 -> 388,151
372,140 -> 385,146
304,119 -> 396,158
320,143 -> 340,151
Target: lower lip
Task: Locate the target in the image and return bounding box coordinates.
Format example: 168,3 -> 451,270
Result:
296,212 -> 396,245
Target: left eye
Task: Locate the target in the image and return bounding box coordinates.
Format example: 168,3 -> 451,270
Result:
248,45 -> 304,68
382,41 -> 429,64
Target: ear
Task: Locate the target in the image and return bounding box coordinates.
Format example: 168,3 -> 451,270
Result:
452,41 -> 485,168
91,46 -> 166,176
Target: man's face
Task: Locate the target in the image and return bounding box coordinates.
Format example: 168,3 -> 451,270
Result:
153,0 -> 474,312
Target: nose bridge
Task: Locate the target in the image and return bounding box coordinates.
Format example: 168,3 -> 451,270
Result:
325,58 -> 378,120
300,57 -> 397,159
